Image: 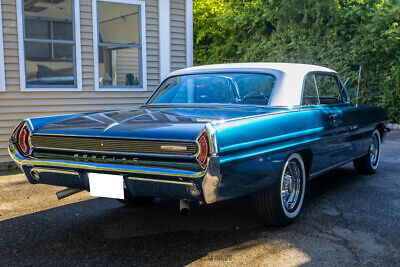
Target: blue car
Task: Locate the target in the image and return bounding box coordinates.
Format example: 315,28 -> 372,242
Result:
9,63 -> 390,226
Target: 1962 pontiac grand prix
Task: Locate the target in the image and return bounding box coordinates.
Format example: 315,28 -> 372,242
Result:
9,63 -> 390,226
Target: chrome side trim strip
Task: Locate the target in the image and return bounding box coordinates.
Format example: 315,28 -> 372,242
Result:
309,153 -> 368,179
211,108 -> 317,125
32,167 -> 79,176
128,177 -> 194,186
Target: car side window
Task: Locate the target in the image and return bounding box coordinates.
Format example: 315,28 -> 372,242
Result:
314,74 -> 343,104
302,75 -> 319,105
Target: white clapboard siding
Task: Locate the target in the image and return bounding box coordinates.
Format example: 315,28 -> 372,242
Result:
0,0 -> 187,163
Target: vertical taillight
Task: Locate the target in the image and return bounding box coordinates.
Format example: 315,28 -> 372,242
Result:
196,130 -> 210,168
14,123 -> 32,156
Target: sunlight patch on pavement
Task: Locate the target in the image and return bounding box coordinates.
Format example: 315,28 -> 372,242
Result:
0,173 -> 92,221
188,239 -> 310,266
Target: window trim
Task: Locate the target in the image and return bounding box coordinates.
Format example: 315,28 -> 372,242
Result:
92,0 -> 147,92
17,0 -> 83,91
0,3 -> 6,91
301,71 -> 345,106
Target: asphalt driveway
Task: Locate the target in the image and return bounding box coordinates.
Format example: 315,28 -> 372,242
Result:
0,132 -> 399,266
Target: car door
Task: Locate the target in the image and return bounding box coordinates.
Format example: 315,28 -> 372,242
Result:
300,74 -> 333,173
313,73 -> 358,166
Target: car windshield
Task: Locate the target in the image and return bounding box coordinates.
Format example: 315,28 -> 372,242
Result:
147,73 -> 276,106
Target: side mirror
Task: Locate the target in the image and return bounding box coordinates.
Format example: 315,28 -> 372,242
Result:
342,78 -> 351,104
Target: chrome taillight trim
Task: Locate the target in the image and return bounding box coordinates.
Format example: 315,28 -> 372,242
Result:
205,123 -> 218,155
195,124 -> 219,169
12,120 -> 33,156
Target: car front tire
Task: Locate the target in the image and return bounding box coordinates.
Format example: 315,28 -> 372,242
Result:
354,129 -> 381,174
253,153 -> 306,227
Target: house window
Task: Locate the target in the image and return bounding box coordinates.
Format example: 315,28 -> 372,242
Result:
20,0 -> 81,89
95,0 -> 146,90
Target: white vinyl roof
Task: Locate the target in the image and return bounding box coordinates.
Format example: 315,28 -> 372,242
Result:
167,63 -> 339,107
169,63 -> 336,76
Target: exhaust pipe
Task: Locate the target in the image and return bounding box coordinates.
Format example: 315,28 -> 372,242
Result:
179,199 -> 190,216
30,169 -> 40,180
56,188 -> 83,200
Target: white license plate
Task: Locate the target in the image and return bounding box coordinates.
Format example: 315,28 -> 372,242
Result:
88,173 -> 124,199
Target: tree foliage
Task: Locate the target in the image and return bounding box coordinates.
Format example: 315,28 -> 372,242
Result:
194,0 -> 400,122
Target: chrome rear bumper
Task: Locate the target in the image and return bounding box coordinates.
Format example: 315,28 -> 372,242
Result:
8,142 -> 221,204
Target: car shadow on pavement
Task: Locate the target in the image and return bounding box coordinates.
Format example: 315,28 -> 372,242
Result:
0,166 -> 397,266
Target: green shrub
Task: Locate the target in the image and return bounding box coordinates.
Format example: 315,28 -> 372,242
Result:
194,0 -> 400,123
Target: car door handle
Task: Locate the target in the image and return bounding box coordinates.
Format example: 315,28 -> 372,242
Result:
349,125 -> 358,131
329,114 -> 339,123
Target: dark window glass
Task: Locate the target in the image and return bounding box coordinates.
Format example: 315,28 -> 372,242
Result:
23,0 -> 75,87
148,74 -> 276,105
53,43 -> 74,60
53,21 -> 74,41
315,74 -> 343,104
24,19 -> 50,39
302,75 -> 320,105
25,42 -> 51,61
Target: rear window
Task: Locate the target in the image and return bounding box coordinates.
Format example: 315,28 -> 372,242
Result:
147,73 -> 276,106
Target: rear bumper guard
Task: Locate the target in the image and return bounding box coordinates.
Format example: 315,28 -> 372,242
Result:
8,142 -> 221,204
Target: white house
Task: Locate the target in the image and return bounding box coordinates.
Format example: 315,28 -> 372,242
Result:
0,0 -> 193,167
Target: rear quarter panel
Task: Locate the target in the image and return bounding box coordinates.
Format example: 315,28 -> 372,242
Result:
212,109 -> 329,199
356,105 -> 389,152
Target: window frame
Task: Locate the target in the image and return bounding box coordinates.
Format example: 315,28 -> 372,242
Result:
0,3 -> 6,91
92,0 -> 147,91
301,71 -> 345,106
17,0 -> 82,91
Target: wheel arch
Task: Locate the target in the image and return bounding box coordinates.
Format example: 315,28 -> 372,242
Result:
376,123 -> 385,139
297,149 -> 313,179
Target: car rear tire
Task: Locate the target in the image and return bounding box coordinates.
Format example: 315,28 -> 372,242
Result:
117,196 -> 155,207
353,129 -> 381,174
253,153 -> 306,227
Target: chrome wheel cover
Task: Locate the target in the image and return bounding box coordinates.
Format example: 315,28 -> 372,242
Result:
370,132 -> 380,167
281,159 -> 302,212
